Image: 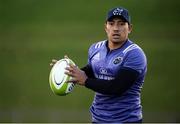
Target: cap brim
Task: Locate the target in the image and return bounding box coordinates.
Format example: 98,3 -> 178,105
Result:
107,15 -> 129,23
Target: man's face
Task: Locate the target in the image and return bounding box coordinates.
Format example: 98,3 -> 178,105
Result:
105,17 -> 132,44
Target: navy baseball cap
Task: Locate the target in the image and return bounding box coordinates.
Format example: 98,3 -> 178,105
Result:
106,7 -> 131,24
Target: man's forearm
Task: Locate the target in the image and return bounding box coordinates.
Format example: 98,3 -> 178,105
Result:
85,67 -> 140,96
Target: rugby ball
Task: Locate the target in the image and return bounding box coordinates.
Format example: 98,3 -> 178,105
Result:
49,58 -> 76,96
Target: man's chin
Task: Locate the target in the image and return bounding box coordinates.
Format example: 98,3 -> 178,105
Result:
112,39 -> 121,43
111,39 -> 126,44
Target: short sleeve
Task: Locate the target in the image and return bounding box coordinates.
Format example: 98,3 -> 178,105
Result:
122,48 -> 147,74
88,40 -> 106,65
88,43 -> 96,65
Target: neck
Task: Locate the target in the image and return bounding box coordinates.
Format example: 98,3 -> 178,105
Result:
108,40 -> 128,50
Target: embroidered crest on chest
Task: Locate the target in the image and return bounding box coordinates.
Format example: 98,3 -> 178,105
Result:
113,56 -> 123,65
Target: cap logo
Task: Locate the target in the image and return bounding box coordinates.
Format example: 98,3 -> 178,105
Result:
113,8 -> 123,16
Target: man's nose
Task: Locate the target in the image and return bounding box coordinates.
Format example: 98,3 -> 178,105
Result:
113,25 -> 119,32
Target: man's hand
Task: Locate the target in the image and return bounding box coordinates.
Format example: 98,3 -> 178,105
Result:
65,64 -> 88,86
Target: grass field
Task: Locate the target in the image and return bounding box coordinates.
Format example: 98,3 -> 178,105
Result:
0,0 -> 180,122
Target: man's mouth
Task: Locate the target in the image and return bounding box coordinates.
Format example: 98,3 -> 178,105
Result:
112,34 -> 120,37
112,34 -> 120,36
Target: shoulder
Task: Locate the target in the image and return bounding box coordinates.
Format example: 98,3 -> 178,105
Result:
122,42 -> 147,73
88,40 -> 106,55
89,40 -> 106,50
123,43 -> 146,59
123,43 -> 143,54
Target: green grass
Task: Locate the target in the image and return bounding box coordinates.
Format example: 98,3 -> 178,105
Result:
0,0 -> 180,122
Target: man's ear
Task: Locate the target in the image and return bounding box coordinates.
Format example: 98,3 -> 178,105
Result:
104,23 -> 107,33
128,24 -> 133,34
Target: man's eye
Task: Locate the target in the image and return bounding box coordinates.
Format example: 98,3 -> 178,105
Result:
109,22 -> 114,25
120,22 -> 126,25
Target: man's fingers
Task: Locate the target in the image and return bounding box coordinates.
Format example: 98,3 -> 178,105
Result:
65,66 -> 74,72
69,64 -> 78,70
69,64 -> 74,69
64,71 -> 74,77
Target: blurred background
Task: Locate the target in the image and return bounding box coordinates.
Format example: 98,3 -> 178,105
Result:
0,0 -> 180,122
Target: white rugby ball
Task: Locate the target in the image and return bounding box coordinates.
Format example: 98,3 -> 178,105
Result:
49,58 -> 76,96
